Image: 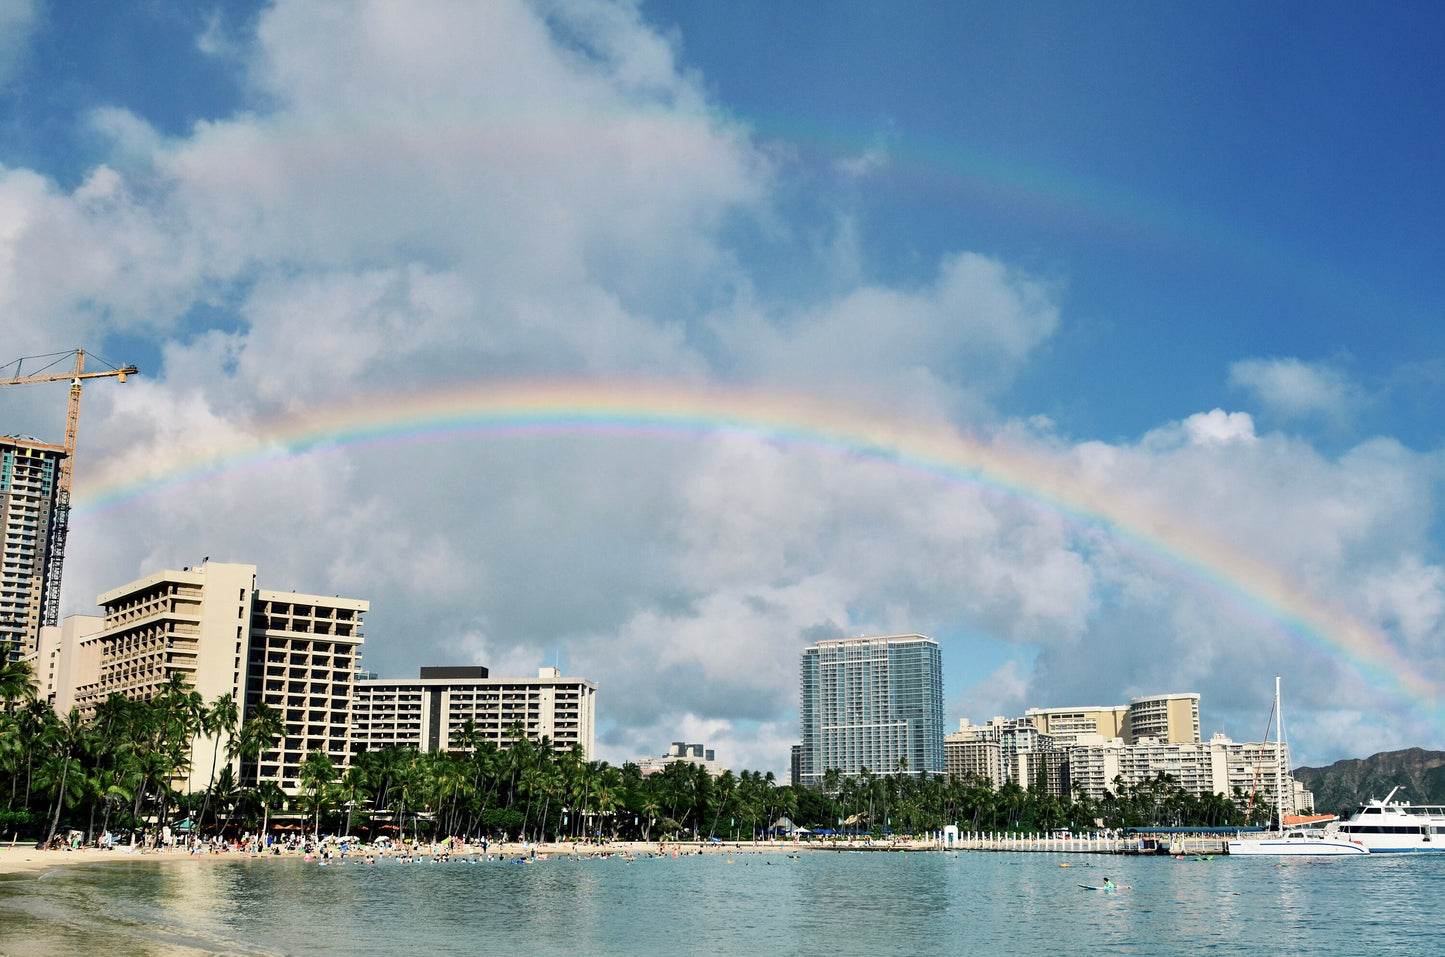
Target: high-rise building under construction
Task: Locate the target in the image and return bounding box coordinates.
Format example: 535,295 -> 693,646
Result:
0,437 -> 66,661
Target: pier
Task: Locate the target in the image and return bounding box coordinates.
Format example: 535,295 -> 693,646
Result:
942,832 -> 1232,855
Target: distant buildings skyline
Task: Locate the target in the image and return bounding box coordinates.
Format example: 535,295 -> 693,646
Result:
631,741 -> 728,777
947,694 -> 1310,813
27,558 -> 1308,809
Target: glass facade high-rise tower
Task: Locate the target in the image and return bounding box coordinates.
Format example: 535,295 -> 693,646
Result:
798,634 -> 944,788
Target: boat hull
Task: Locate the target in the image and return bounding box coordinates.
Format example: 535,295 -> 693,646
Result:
1227,837 -> 1367,856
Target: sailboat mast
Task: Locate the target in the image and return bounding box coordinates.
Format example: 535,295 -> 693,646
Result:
1274,675 -> 1284,832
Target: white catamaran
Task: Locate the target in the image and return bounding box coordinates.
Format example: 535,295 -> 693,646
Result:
1226,677 -> 1367,856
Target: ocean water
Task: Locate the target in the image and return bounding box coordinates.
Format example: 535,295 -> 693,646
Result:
0,849 -> 1440,956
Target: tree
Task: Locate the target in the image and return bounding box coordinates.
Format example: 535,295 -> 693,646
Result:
0,660 -> 34,715
297,750 -> 337,837
198,693 -> 239,836
338,764 -> 373,837
707,769 -> 737,839
230,702 -> 283,788
40,708 -> 87,847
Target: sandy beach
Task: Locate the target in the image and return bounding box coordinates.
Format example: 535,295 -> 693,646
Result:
0,842 -> 202,876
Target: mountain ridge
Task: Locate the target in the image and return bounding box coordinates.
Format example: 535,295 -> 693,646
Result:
1294,748 -> 1445,815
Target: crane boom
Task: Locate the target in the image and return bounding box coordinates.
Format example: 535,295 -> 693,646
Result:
1,349 -> 138,632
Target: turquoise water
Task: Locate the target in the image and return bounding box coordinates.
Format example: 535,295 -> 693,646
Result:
1,850 -> 1441,956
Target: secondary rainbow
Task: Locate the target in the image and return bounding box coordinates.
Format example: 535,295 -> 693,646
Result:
72,379 -> 1441,718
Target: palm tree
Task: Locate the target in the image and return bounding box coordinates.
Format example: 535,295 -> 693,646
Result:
252,781 -> 286,841
338,764 -> 372,837
148,674 -> 202,832
639,790 -> 662,841
198,693 -> 238,836
822,767 -> 843,831
229,701 -> 283,826
707,769 -> 737,839
40,708 -> 87,847
0,659 -> 34,715
593,766 -> 622,840
297,750 -> 336,838
207,765 -> 240,836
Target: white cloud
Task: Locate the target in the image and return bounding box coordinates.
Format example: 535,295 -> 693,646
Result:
1229,356 -> 1365,424
1181,408 -> 1257,446
714,251 -> 1061,416
953,660 -> 1029,725
1362,556 -> 1445,659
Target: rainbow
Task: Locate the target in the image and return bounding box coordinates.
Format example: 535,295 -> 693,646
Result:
740,112 -> 1396,324
71,379 -> 1440,719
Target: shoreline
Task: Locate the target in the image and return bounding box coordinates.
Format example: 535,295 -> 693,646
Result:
0,837 -> 947,877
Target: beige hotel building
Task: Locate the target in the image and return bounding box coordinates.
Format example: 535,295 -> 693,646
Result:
65,561 -> 366,794
1025,693 -> 1201,747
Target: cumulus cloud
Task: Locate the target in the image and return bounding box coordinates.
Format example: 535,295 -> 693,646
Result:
1229,356 -> 1365,425
714,251 -> 1060,415
954,660 -> 1030,724
1181,408 -> 1257,446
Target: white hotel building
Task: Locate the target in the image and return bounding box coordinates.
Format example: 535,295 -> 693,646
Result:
350,666 -> 597,759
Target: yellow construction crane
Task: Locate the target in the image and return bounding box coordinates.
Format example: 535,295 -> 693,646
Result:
1,348 -> 138,627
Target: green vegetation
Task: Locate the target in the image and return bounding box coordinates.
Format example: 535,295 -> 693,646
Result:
0,665 -> 1271,844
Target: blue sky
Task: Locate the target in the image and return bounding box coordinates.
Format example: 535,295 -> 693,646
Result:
2,0 -> 1444,771
641,1 -> 1445,445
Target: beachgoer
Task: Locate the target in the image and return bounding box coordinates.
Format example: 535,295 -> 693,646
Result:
1102,877 -> 1116,891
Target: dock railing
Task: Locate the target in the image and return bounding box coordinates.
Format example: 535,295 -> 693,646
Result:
945,831 -> 1230,855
